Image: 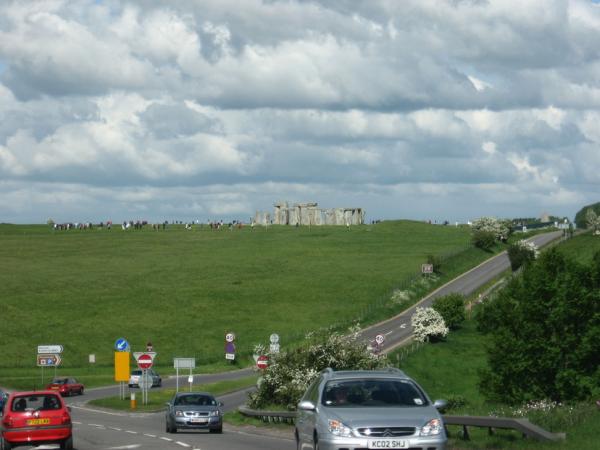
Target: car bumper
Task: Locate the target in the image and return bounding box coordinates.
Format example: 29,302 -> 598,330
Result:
173,417 -> 222,430
314,435 -> 447,450
3,426 -> 72,445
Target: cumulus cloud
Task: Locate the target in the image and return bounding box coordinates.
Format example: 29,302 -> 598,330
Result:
0,0 -> 599,223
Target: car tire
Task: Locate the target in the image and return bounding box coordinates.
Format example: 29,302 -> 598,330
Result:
60,436 -> 73,450
2,437 -> 13,450
80,387 -> 84,395
295,430 -> 301,450
313,432 -> 319,450
210,427 -> 223,434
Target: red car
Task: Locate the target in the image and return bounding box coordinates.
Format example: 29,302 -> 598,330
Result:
46,377 -> 84,396
1,391 -> 73,450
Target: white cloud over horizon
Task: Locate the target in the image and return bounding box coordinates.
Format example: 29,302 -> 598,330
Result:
0,0 -> 599,224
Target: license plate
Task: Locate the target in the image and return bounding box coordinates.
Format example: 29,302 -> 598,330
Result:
190,418 -> 208,424
368,439 -> 407,449
27,418 -> 51,426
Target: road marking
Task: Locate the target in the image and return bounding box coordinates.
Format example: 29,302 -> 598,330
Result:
89,423 -> 105,427
125,430 -> 137,434
143,433 -> 156,438
160,437 -> 173,442
176,442 -> 190,447
107,446 -> 141,449
72,421 -> 82,424
109,427 -> 123,431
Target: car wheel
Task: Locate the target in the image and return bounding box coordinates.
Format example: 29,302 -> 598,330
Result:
294,430 -> 301,450
313,432 -> 319,450
2,437 -> 13,450
60,436 -> 73,450
210,427 -> 223,434
80,387 -> 84,395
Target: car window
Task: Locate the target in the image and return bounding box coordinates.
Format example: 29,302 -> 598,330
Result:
322,379 -> 428,407
303,376 -> 322,404
52,378 -> 67,385
12,395 -> 61,412
175,395 -> 215,406
131,370 -> 142,376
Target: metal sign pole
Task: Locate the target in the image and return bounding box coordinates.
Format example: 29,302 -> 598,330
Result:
176,367 -> 179,393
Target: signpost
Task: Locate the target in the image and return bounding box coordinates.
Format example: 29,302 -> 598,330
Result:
37,345 -> 63,386
133,352 -> 157,405
37,354 -> 61,367
225,332 -> 236,361
37,345 -> 63,354
256,355 -> 269,370
174,358 -> 196,393
114,338 -> 130,400
269,333 -> 280,354
421,264 -> 434,275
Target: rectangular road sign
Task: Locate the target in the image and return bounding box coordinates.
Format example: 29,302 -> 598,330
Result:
114,351 -> 131,382
421,264 -> 434,274
174,358 -> 196,369
38,345 -> 63,354
37,354 -> 61,367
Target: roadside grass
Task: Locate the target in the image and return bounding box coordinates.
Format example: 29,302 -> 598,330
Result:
88,375 -> 259,412
1,221 -> 490,379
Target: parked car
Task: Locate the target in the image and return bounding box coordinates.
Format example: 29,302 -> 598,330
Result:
0,390 -> 73,450
128,369 -> 162,388
295,367 -> 447,450
46,378 -> 84,396
165,392 -> 223,434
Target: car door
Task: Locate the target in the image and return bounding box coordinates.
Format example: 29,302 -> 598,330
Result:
296,377 -> 321,447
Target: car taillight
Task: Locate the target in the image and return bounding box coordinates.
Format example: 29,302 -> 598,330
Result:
3,415 -> 14,428
61,412 -> 71,424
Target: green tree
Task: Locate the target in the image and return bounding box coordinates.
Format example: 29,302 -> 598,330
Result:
574,202 -> 600,229
506,240 -> 538,271
472,230 -> 496,251
432,293 -> 465,330
477,248 -> 600,404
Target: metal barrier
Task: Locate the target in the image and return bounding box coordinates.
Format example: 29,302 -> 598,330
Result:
238,407 -> 566,442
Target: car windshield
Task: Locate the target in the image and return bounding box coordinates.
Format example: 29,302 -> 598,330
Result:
131,370 -> 142,376
322,379 -> 428,408
11,394 -> 61,412
174,395 -> 216,406
51,378 -> 68,384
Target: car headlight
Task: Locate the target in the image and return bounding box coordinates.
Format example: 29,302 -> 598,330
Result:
175,411 -> 184,417
328,419 -> 353,437
420,418 -> 443,436
209,410 -> 220,417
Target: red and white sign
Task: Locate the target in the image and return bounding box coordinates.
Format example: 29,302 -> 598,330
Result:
256,355 -> 269,370
137,353 -> 154,370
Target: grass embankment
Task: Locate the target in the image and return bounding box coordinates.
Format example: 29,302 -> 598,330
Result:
1,221 -> 491,384
88,375 -> 259,412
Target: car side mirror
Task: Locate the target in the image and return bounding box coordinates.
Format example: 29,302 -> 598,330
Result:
433,400 -> 447,411
298,400 -> 316,411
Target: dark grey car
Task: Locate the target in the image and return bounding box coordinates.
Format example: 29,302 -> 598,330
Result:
296,368 -> 447,450
165,392 -> 223,434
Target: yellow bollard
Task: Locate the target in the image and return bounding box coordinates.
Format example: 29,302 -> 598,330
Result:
130,392 -> 137,410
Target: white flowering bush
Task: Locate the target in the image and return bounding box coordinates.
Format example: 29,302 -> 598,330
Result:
490,399 -> 592,431
411,307 -> 449,342
471,217 -> 510,241
586,209 -> 600,232
247,326 -> 386,410
507,239 -> 539,271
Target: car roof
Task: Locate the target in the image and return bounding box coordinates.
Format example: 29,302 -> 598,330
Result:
176,391 -> 213,397
321,367 -> 411,381
8,390 -> 62,397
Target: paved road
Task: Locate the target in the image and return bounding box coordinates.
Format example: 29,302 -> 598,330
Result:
8,231 -> 562,449
357,230 -> 563,352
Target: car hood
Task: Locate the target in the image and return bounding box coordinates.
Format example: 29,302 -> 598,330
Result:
324,406 -> 441,428
173,405 -> 219,413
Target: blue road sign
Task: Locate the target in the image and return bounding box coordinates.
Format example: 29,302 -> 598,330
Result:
115,338 -> 129,352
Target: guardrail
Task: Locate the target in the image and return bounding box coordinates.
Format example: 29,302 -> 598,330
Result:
238,407 -> 566,442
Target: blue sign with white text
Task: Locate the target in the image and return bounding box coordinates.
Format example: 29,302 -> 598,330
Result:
115,338 -> 129,352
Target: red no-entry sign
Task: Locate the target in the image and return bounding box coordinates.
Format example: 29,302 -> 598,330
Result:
137,353 -> 154,370
256,355 -> 269,370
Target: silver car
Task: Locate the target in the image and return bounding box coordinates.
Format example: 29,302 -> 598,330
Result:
295,368 -> 447,450
128,369 -> 162,388
165,392 -> 223,434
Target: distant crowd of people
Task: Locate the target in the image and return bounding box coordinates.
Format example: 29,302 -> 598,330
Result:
50,218 -> 251,232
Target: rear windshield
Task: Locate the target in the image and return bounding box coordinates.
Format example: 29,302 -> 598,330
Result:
51,378 -> 68,384
131,370 -> 142,375
322,379 -> 428,408
11,394 -> 62,412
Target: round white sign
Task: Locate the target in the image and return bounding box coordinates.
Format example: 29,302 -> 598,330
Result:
225,332 -> 235,343
375,334 -> 385,345
270,333 -> 279,344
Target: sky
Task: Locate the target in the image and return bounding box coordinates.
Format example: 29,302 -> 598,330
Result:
0,0 -> 599,224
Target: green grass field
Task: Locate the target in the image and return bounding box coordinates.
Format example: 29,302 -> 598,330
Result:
1,220 -> 486,378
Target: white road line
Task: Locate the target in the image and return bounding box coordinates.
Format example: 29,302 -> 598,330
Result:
176,442 -> 190,447
88,423 -> 105,427
125,430 -> 137,434
143,433 -> 156,438
109,427 -> 123,431
160,437 -> 173,441
72,421 -> 82,424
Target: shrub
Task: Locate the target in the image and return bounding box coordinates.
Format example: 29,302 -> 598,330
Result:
247,326 -> 386,410
426,254 -> 442,274
471,217 -> 510,241
507,239 -> 538,271
478,248 -> 600,404
472,230 -> 496,251
411,307 -> 449,343
432,293 -> 465,330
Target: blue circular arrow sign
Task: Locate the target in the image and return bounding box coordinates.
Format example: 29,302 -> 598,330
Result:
115,338 -> 130,352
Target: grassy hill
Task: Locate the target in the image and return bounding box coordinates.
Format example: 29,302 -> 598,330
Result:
0,221 -> 484,372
